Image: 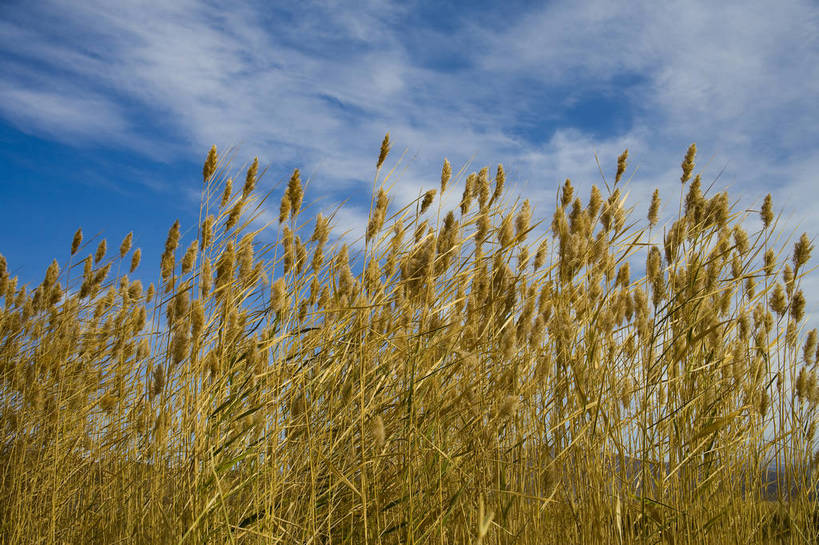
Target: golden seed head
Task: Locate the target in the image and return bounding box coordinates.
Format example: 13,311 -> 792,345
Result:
201,257 -> 212,297
460,173 -> 475,215
294,236 -> 306,275
803,329 -> 817,365
375,187 -> 389,217
150,365 -> 165,397
271,277 -> 286,314
684,175 -> 704,224
615,148 -> 628,185
764,248 -> 776,277
517,246 -> 530,273
94,239 -> 107,264
797,367 -> 808,400
792,289 -> 806,322
367,189 -> 389,242
181,240 -> 197,274
561,179 -> 574,208
215,240 -> 235,293
551,205 -> 567,239
365,258 -> 380,294
648,188 -> 661,227
491,163 -> 506,205
164,220 -> 180,256
286,168 -> 304,216
311,213 -> 330,245
515,199 -> 532,240
793,232 -> 813,270
44,259 -> 59,288
225,200 -> 243,231
390,219 -> 405,250
440,158 -> 452,194
588,185 -> 602,218
203,145 -> 218,183
745,276 -> 756,299
311,244 -> 324,273
200,215 -> 215,250
647,246 -> 662,283
616,262 -> 630,288
499,213 -> 514,248
279,193 -> 291,224
414,220 -> 429,243
681,143 -> 697,184
118,232 -> 132,259
534,239 -> 549,270
770,283 -> 787,316
708,192 -> 730,229
220,177 -> 233,208
242,157 -> 259,200
71,228 -> 83,255
761,193 -> 774,229
170,282 -> 191,325
377,132 -> 391,170
421,189 -> 436,214
733,226 -> 749,255
191,298 -> 205,339
784,264 -> 794,294
477,167 -> 490,209
128,279 -> 143,301
282,226 -> 294,273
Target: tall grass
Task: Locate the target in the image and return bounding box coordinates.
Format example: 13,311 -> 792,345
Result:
1,138 -> 818,544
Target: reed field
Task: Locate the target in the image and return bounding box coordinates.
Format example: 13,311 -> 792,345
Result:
3,137 -> 819,544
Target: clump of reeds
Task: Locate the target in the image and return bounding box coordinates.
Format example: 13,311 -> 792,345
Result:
1,138 -> 818,544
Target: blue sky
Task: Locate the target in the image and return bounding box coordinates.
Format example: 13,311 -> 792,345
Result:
2,0 -> 819,329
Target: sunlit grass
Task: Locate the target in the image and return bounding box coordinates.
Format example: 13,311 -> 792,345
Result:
1,138 -> 818,544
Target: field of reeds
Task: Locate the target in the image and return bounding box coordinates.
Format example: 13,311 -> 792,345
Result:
2,137 -> 819,544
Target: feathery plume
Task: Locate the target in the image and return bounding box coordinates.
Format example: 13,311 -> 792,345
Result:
477,167 -> 490,209
490,163 -> 505,206
71,228 -> 83,256
94,239 -> 107,264
588,185 -> 602,218
761,193 -> 774,229
181,240 -> 197,274
615,149 -> 628,185
421,189 -> 436,214
220,178 -> 233,208
460,173 -> 475,215
279,193 -> 291,224
516,200 -> 532,240
561,179 -> 574,208
242,157 -> 259,200
203,145 -> 218,183
440,158 -> 452,194
681,143 -> 696,184
200,215 -> 214,250
119,232 -> 132,258
793,233 -> 813,270
128,248 -> 142,274
286,168 -> 304,216
271,278 -> 286,314
377,133 -> 390,170
648,189 -> 660,227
